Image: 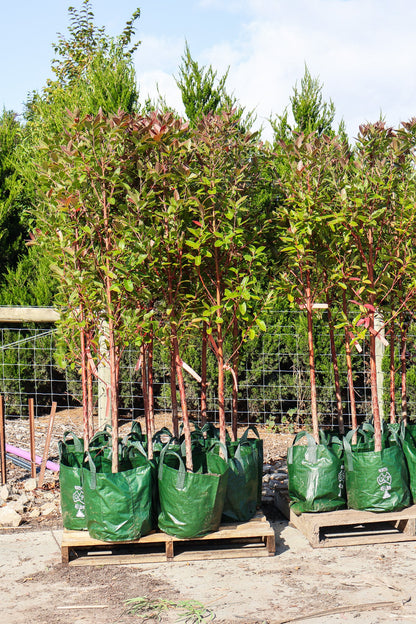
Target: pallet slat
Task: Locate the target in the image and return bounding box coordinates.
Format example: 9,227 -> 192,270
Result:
274,490 -> 416,548
61,513 -> 275,565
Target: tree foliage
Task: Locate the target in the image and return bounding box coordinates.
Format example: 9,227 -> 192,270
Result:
271,65 -> 340,144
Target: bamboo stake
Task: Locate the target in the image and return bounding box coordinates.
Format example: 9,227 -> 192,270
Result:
0,395 -> 6,485
37,402 -> 57,488
28,398 -> 36,479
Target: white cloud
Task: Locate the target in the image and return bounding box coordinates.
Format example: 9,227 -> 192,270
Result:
206,0 -> 416,139
134,1 -> 416,141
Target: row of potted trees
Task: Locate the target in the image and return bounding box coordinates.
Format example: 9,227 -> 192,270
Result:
38,108 -> 416,528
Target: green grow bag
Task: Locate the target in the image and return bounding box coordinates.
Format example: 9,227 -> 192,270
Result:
399,423 -> 416,504
59,431 -> 86,530
288,432 -> 346,514
343,429 -> 411,512
233,426 -> 263,507
82,445 -> 155,542
221,440 -> 258,523
158,446 -> 229,539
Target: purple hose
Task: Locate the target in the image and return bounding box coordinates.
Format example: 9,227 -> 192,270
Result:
5,444 -> 59,472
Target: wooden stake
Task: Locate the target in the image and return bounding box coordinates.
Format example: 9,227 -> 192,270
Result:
0,395 -> 6,485
37,402 -> 57,488
28,398 -> 36,480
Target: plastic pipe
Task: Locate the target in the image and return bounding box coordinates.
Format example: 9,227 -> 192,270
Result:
5,444 -> 59,472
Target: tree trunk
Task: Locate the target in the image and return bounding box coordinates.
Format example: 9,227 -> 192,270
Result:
369,310 -> 382,452
217,328 -> 227,451
306,272 -> 319,443
200,322 -> 208,426
170,344 -> 179,438
80,324 -> 91,449
389,326 -> 396,424
231,314 -> 239,442
342,292 -> 357,434
148,334 -> 155,437
108,323 -> 119,473
400,317 -> 408,425
172,327 -> 193,471
87,356 -> 94,438
142,343 -> 153,460
326,291 -> 344,434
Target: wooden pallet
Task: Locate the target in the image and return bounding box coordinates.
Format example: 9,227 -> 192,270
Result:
274,489 -> 416,548
61,513 -> 275,566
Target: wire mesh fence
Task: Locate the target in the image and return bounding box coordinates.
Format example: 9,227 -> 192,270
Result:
1,309 -> 416,428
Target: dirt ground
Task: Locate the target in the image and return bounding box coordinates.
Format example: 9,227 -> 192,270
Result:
2,411 -> 416,623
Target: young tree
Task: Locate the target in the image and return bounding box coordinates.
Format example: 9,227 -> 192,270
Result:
0,110 -> 30,277
175,42 -> 233,124
186,111 -> 271,445
332,120 -> 416,449
37,110 -> 151,470
127,112 -> 199,470
274,132 -> 347,441
175,42 -> 254,130
271,65 -> 343,144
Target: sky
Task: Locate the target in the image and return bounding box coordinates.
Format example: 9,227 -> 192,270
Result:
1,0 -> 416,142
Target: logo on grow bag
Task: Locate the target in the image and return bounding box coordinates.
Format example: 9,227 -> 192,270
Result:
73,485 -> 85,518
377,467 -> 392,499
338,465 -> 345,497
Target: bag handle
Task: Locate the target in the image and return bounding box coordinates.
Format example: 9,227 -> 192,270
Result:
123,438 -> 147,460
152,427 -> 173,443
84,450 -> 98,490
287,431 -> 317,464
88,426 -> 112,448
239,425 -> 260,442
158,443 -> 187,490
62,430 -> 84,453
207,440 -> 229,463
130,420 -> 143,436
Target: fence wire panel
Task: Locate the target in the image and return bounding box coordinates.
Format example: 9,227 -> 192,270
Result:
1,311 -> 415,426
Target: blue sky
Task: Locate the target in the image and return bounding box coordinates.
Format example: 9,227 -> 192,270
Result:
2,0 -> 416,141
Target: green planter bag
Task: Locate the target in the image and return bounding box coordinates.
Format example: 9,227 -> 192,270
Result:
221,439 -> 258,523
235,426 -> 263,506
288,431 -> 346,514
158,445 -> 229,539
400,423 -> 416,503
82,444 -> 154,542
59,431 -> 86,530
343,428 -> 411,512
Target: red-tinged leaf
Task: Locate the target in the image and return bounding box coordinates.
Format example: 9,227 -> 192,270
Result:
193,220 -> 202,227
363,303 -> 376,312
